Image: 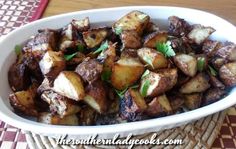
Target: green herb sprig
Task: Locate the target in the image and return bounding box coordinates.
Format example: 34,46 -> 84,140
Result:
93,41 -> 108,54
197,57 -> 205,72
156,41 -> 175,57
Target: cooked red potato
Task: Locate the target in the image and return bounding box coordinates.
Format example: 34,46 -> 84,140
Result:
39,51 -> 65,78
219,62 -> 236,87
71,17 -> 90,32
120,89 -> 147,121
38,112 -> 78,125
145,94 -> 172,117
180,73 -> 210,94
143,31 -> 168,48
140,70 -> 177,97
215,43 -> 236,61
168,16 -> 191,37
7,11 -> 236,125
113,10 -> 150,35
209,74 -> 225,89
188,24 -> 215,45
53,71 -> 85,101
202,40 -> 221,57
173,54 -> 197,77
137,47 -> 168,70
168,95 -> 184,111
184,93 -> 202,110
41,90 -> 81,117
202,88 -> 226,106
144,22 -> 159,33
82,27 -> 108,48
37,78 -> 52,95
79,106 -> 97,125
121,30 -> 142,49
111,57 -> 144,90
84,81 -> 107,113
9,84 -> 38,116
23,29 -> 58,57
8,63 -> 31,92
75,58 -> 103,83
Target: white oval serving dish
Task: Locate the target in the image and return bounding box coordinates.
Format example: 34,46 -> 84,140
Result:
0,6 -> 236,139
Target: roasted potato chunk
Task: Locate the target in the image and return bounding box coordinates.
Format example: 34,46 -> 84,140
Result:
173,54 -> 197,77
168,16 -> 191,37
219,62 -> 236,87
79,106 -> 97,125
9,85 -> 38,116
38,112 -> 78,125
202,88 -> 226,106
145,94 -> 172,117
180,73 -> 210,94
121,30 -> 142,49
75,58 -> 103,83
137,47 -> 168,70
37,78 -> 53,95
39,51 -> 65,78
41,90 -> 81,117
184,93 -> 202,110
120,49 -> 138,59
23,29 -> 58,57
113,10 -> 150,35
71,17 -> 90,32
188,24 -> 215,45
53,71 -> 85,101
82,27 -> 108,48
120,89 -> 147,121
8,63 -> 30,92
215,43 -> 236,61
111,57 -> 144,90
144,22 -> 159,33
143,31 -> 168,48
140,70 -> 177,97
209,74 -> 225,89
84,81 -> 108,113
202,40 -> 221,57
168,95 -> 184,112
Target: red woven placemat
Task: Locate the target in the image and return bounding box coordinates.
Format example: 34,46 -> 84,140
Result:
0,0 -> 48,36
0,0 -> 48,148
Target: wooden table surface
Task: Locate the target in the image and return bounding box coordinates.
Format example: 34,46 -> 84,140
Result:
43,0 -> 236,25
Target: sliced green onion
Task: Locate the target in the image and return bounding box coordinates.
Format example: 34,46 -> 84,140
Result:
93,41 -> 108,54
197,57 -> 205,72
140,80 -> 150,97
64,52 -> 78,61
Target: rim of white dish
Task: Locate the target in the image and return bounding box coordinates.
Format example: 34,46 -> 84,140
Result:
0,6 -> 236,136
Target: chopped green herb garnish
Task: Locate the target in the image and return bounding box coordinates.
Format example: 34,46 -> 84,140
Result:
114,26 -> 122,35
15,45 -> 22,55
64,52 -> 78,61
77,44 -> 84,52
115,87 -> 128,99
140,80 -> 150,97
141,70 -> 150,79
143,55 -> 154,69
130,84 -> 139,89
93,41 -> 108,54
197,57 -> 205,72
156,41 -> 175,57
208,65 -> 217,76
101,70 -> 112,81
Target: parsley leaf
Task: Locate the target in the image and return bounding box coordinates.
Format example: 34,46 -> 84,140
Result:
77,44 -> 84,52
93,41 -> 108,54
156,41 -> 175,57
208,65 -> 217,76
64,52 -> 78,61
115,87 -> 128,99
143,55 -> 154,69
15,45 -> 22,55
130,84 -> 139,89
101,70 -> 112,81
140,80 -> 150,97
197,57 -> 205,72
114,26 -> 122,35
141,70 -> 150,79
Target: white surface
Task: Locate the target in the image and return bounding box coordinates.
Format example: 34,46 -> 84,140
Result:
0,6 -> 236,139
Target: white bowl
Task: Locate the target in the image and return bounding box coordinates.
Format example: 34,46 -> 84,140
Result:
0,6 -> 236,139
